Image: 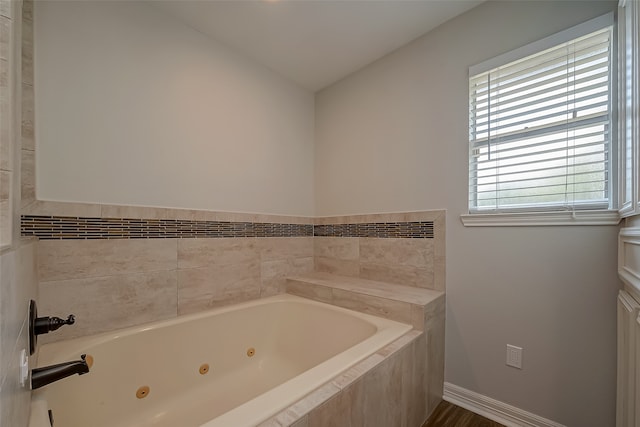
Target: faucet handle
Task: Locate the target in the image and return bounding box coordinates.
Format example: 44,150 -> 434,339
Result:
35,314 -> 76,335
29,300 -> 78,355
62,314 -> 75,326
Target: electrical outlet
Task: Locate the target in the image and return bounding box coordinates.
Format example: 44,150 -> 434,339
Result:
506,344 -> 523,369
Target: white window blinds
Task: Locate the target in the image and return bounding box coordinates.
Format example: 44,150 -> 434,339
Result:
468,20 -> 613,213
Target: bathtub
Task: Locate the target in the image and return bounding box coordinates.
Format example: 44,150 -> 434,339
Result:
30,294 -> 412,427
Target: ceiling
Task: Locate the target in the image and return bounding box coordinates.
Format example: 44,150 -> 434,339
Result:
157,0 -> 483,92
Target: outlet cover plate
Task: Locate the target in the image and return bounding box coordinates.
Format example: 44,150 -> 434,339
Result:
506,344 -> 523,369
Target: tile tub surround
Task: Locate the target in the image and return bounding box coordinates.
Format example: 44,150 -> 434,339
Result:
26,203 -> 445,341
314,211 -> 445,291
0,239 -> 38,427
257,331 -> 426,427
283,272 -> 446,425
37,237 -> 315,342
258,326 -> 443,426
22,209 -> 444,291
21,0 -> 34,209
286,272 -> 444,331
1,3 -> 39,426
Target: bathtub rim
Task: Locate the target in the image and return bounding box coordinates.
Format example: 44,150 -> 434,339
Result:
32,293 -> 413,427
35,293 -> 410,365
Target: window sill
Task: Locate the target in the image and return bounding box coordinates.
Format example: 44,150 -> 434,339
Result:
460,210 -> 621,227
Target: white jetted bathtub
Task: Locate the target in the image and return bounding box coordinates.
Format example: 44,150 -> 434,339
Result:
30,294 -> 412,427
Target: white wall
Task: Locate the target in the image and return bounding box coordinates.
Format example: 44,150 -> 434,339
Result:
315,1 -> 620,426
34,1 -> 315,216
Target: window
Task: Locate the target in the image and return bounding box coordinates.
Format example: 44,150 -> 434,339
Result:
465,14 -> 618,225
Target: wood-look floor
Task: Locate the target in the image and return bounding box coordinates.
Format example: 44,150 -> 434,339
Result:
422,401 -> 506,427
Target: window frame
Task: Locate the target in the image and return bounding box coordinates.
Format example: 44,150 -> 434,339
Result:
462,12 -> 621,227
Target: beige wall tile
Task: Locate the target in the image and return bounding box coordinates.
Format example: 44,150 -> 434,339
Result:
260,409 -> 300,427
259,237 -> 313,261
0,1 -> 11,19
0,139 -> 9,173
285,279 -> 332,304
21,41 -> 32,88
100,204 -> 173,220
239,213 -> 312,225
313,213 -> 444,292
0,127 -> 10,173
0,58 -> 11,173
20,148 -> 34,207
331,353 -> 384,390
409,336 -> 429,426
330,288 -> 412,325
433,214 -> 445,257
1,241 -> 35,370
21,128 -> 33,153
21,9 -> 31,53
0,170 -> 9,200
261,257 -> 314,297
21,83 -> 33,149
362,352 -> 404,426
177,262 -> 260,315
189,210 -> 220,222
0,199 -> 11,244
424,294 -> 445,327
256,331 -> 434,427
38,270 -> 178,342
254,418 -> 281,427
22,1 -> 32,23
38,239 -> 177,282
20,57 -> 32,94
93,205 -> 313,225
403,210 -> 445,222
278,382 -> 340,422
360,238 -> 434,269
308,380 -> 364,427
314,210 -> 444,225
315,256 -> 359,277
0,16 -> 9,61
359,262 -> 433,289
290,416 -> 309,427
433,255 -> 445,291
314,237 -> 358,260
0,56 -> 7,89
177,238 -> 259,269
22,24 -> 31,63
22,200 -> 102,217
0,318 -> 32,427
376,330 -> 421,358
163,208 -> 198,221
410,305 -> 425,331
0,240 -> 37,427
427,321 -> 445,413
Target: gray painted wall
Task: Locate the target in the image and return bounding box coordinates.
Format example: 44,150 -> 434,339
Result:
315,2 -> 620,425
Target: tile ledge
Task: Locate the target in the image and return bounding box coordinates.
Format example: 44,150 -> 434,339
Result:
286,272 -> 443,306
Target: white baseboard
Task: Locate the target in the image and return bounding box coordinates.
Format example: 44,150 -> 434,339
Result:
443,382 -> 566,427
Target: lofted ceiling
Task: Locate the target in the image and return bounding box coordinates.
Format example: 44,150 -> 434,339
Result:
157,0 -> 483,92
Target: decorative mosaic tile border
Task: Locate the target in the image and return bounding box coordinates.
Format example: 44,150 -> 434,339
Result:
21,216 -> 434,240
314,222 -> 434,238
21,216 -> 313,240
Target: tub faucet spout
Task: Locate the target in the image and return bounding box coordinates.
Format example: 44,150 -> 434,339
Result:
31,354 -> 90,390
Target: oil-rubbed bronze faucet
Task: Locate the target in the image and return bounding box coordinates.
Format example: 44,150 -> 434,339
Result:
29,300 -> 76,355
31,354 -> 90,390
